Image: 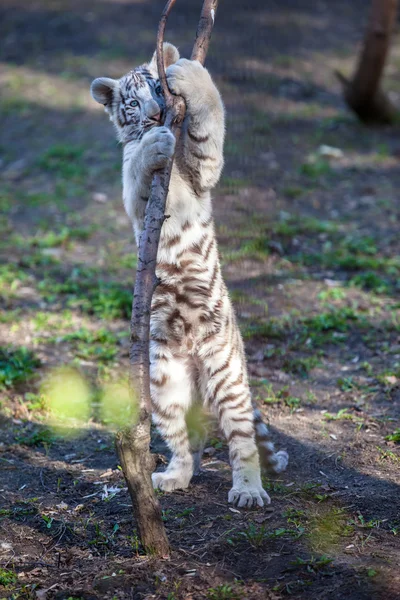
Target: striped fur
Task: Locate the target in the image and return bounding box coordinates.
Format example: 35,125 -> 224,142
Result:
91,44 -> 288,507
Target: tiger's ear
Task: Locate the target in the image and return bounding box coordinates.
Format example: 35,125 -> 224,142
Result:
90,77 -> 118,106
148,42 -> 180,78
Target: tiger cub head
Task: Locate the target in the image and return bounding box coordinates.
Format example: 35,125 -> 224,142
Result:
90,43 -> 179,143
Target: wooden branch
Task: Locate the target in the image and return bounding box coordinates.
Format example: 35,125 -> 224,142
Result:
115,0 -> 219,557
336,0 -> 398,124
191,0 -> 218,62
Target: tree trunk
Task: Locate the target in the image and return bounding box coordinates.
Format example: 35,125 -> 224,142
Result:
115,0 -> 219,557
336,0 -> 398,124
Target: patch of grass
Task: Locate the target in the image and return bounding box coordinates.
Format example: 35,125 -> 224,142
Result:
318,287 -> 347,303
16,428 -> 56,447
303,308 -> 358,333
24,392 -> 47,412
27,226 -> 95,249
350,272 -> 390,294
119,253 -> 138,269
38,268 -> 132,320
298,238 -> 400,277
242,315 -> 289,340
244,307 -> 362,350
37,144 -> 86,180
0,503 -> 37,520
262,384 -> 301,410
57,328 -> 116,345
0,568 -> 17,587
263,480 -> 291,495
0,346 -> 40,389
228,522 -> 304,549
323,408 -> 360,422
282,185 -> 305,199
336,376 -> 366,392
91,285 -> 132,320
240,236 -> 270,257
290,555 -> 333,573
308,507 -> 354,552
385,429 -> 400,443
273,215 -> 338,237
344,236 -> 377,256
207,584 -> 240,600
52,327 -> 118,363
219,176 -> 250,194
300,158 -> 332,179
0,264 -> 29,298
283,355 -> 321,378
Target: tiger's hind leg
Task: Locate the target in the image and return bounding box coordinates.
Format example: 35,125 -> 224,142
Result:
150,344 -> 194,492
199,331 -> 270,508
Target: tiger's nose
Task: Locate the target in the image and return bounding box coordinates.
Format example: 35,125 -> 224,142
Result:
146,100 -> 162,122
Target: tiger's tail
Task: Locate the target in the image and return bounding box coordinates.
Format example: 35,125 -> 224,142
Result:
253,408 -> 289,473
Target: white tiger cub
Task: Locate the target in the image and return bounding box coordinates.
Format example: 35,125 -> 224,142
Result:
91,43 -> 288,507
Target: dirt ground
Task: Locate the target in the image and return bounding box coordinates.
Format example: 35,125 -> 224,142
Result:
1,0 -> 400,598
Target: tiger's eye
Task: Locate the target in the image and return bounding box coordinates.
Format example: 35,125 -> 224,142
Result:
130,100 -> 139,108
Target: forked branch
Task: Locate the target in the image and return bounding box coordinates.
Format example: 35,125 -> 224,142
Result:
115,0 -> 219,557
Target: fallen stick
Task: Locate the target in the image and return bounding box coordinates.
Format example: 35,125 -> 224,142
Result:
115,0 -> 219,556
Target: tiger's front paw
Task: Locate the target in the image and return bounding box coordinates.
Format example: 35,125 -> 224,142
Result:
228,484 -> 271,508
142,126 -> 176,172
166,59 -> 212,101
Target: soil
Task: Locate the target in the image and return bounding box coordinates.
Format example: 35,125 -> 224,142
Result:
0,0 -> 400,599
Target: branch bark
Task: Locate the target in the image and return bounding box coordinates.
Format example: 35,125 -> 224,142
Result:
336,0 -> 398,124
115,0 -> 219,556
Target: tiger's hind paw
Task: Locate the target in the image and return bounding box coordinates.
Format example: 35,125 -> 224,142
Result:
152,470 -> 191,492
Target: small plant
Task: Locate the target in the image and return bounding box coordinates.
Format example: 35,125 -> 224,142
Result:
42,515 -> 54,529
128,532 -> 142,556
207,584 -> 239,600
24,392 -> 47,412
16,427 -> 55,447
237,522 -> 270,548
0,568 -> 17,586
323,408 -> 354,421
175,507 -> 195,519
89,522 -> 120,548
285,508 -> 307,528
318,287 -> 347,302
337,377 -> 358,392
290,555 -> 332,573
377,446 -> 400,463
0,346 -> 40,389
263,384 -> 301,410
385,429 -> 400,443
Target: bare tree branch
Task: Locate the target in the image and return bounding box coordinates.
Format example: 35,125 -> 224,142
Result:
115,0 -> 219,556
191,0 -> 219,62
